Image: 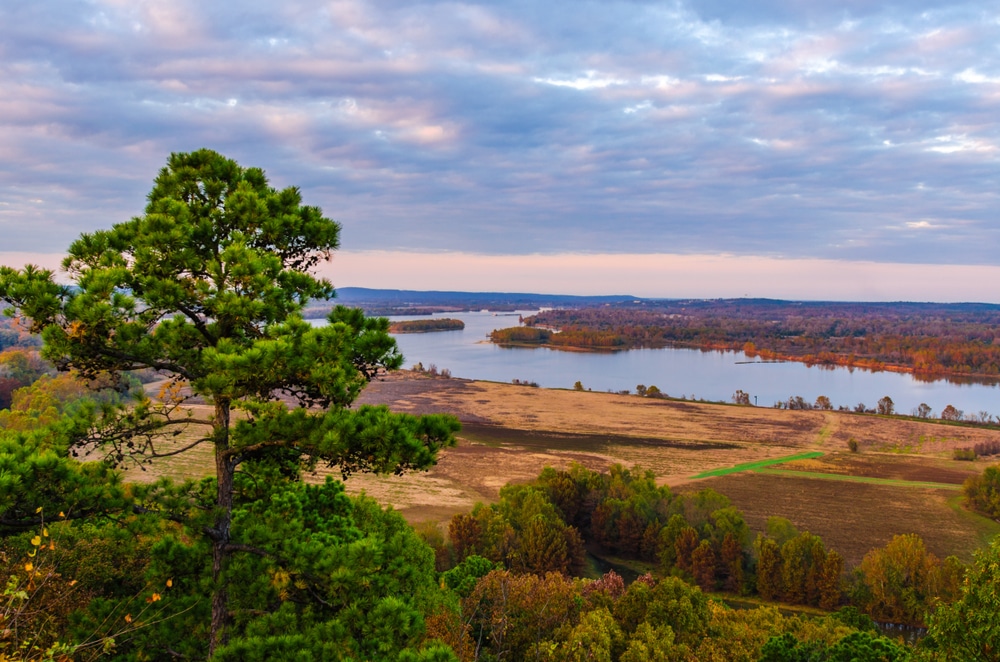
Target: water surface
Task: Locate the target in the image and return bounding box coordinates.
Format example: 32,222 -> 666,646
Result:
323,311 -> 1000,417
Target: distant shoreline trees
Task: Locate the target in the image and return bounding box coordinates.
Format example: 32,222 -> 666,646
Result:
492,303 -> 1000,382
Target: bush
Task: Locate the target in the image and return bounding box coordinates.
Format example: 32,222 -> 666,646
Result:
974,440 -> 1000,457
953,448 -> 977,461
848,438 -> 859,453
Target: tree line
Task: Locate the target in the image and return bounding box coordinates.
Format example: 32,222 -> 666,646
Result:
432,464 -> 965,630
496,302 -> 1000,380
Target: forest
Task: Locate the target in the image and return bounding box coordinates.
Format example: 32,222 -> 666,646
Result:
1,150 -> 999,660
491,300 -> 1000,380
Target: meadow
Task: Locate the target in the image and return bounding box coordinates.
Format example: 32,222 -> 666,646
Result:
121,371 -> 1000,567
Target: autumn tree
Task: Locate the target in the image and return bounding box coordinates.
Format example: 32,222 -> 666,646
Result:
720,532 -> 745,593
852,533 -> 961,626
877,396 -> 895,416
755,536 -> 783,602
941,405 -> 963,421
691,540 -> 718,590
923,535 -> 1000,661
818,551 -> 844,611
962,464 -> 1000,519
462,570 -> 579,660
0,149 -> 459,654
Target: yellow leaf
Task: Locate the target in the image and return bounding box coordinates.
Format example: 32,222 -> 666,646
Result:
24,563 -> 33,572
58,512 -> 65,518
35,507 -> 42,514
147,593 -> 161,603
30,536 -> 41,547
124,614 -> 132,624
42,528 -> 48,537
166,578 -> 173,588
69,580 -> 77,587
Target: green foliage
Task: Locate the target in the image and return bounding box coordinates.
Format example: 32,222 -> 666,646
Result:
963,464 -> 1000,519
760,630 -> 910,662
765,517 -> 801,547
0,149 -> 460,652
613,576 -> 709,645
441,556 -> 497,598
952,448 -> 977,461
620,621 -> 684,662
546,607 -> 625,662
0,419 -> 129,533
71,479 -> 459,661
921,535 -> 1000,662
829,606 -> 877,633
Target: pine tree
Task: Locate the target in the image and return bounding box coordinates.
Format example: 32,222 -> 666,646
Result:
0,149 -> 459,654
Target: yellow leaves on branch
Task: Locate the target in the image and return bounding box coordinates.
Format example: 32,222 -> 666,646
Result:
67,321 -> 86,340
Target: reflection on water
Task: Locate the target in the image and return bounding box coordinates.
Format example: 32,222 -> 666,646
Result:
314,310 -> 1000,417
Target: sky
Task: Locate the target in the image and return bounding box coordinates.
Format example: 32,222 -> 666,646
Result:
1,0 -> 999,300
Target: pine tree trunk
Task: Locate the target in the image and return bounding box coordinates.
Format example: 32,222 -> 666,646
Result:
209,398 -> 234,658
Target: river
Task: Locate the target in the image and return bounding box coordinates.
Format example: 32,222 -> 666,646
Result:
324,310 -> 1000,417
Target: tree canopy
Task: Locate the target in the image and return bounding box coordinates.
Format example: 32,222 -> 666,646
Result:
0,148 -> 459,654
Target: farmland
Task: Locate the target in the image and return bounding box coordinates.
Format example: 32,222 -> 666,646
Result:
124,371 -> 1000,564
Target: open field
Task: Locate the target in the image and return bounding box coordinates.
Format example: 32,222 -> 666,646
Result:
691,473 -> 997,565
122,372 -> 1000,561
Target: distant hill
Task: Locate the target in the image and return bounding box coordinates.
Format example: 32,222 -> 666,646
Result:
304,287 -> 638,317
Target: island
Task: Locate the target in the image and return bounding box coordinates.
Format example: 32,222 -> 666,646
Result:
389,318 -> 465,333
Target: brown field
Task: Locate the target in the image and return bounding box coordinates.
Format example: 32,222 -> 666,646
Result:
123,371 -> 1000,560
691,473 -> 991,565
776,453 -> 980,485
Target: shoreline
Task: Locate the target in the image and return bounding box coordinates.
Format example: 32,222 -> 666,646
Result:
490,338 -> 1000,386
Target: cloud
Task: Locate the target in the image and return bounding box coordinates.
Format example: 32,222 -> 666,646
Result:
0,0 -> 999,282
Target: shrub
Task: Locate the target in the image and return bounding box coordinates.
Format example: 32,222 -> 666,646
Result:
953,448 -> 977,461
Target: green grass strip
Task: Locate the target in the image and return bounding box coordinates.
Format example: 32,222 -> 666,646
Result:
690,451 -> 824,479
752,468 -> 961,490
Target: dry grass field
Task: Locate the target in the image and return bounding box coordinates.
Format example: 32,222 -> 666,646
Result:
122,371 -> 1000,561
